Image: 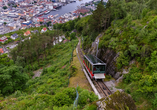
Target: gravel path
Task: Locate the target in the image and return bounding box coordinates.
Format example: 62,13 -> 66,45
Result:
32,65 -> 51,79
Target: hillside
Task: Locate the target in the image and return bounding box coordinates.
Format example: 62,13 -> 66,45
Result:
98,10 -> 157,109
0,39 -> 98,109
1,0 -> 157,109
53,0 -> 157,109
88,0 -> 157,109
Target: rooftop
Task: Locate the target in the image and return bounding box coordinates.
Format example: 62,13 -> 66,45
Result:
0,48 -> 4,54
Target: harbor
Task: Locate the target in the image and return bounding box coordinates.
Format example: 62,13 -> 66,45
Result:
0,0 -> 98,35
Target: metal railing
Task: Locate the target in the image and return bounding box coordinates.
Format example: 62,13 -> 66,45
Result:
73,85 -> 79,110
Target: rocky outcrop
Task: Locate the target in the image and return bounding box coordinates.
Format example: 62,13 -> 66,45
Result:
98,48 -> 119,78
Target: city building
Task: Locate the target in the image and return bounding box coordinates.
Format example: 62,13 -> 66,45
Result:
10,33 -> 19,40
41,27 -> 47,33
0,36 -> 8,43
24,30 -> 31,36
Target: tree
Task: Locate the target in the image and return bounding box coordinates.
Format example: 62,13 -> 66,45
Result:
3,6 -> 7,10
3,22 -> 7,26
47,21 -> 51,27
65,31 -> 70,38
13,5 -> 17,8
0,65 -> 29,95
146,51 -> 157,73
147,0 -> 157,10
89,1 -> 105,32
40,22 -> 43,25
103,91 -> 136,110
70,32 -> 76,40
128,44 -> 139,57
0,54 -> 13,66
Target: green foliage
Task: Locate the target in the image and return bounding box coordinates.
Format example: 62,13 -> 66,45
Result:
82,36 -> 92,50
10,30 -> 64,71
46,21 -> 51,27
128,44 -> 139,57
3,37 -> 12,45
146,51 -> 157,73
0,65 -> 29,95
0,40 -> 98,109
53,18 -> 79,32
78,88 -> 98,107
53,105 -> 73,110
116,52 -> 130,69
75,16 -> 90,33
83,104 -> 97,110
89,1 -> 105,32
0,87 -> 97,109
123,66 -> 142,84
153,93 -> 157,108
3,6 -> 7,10
65,31 -> 70,38
142,8 -> 150,18
70,65 -> 77,77
0,54 -> 13,66
147,0 -> 157,10
70,32 -> 76,40
108,37 -> 119,49
0,39 -> 98,109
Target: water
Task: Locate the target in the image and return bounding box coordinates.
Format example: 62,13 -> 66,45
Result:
43,0 -> 92,18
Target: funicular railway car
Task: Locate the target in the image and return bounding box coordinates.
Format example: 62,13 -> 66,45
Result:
83,54 -> 106,79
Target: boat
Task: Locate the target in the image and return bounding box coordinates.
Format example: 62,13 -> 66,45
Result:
52,9 -> 56,11
54,14 -> 59,18
48,15 -> 53,19
36,12 -> 44,17
53,3 -> 62,9
44,10 -> 51,15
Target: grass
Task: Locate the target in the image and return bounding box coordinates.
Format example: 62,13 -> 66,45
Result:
69,48 -> 92,91
103,74 -> 115,82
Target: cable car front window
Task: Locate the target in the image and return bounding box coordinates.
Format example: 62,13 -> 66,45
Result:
93,65 -> 105,73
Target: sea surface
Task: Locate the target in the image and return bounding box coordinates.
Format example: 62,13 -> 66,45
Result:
43,0 -> 92,18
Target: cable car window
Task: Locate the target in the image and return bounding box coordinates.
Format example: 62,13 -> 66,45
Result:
90,65 -> 93,71
93,65 -> 105,73
90,64 -> 92,71
87,61 -> 89,68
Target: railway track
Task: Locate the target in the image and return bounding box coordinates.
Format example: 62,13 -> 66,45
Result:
77,38 -> 112,98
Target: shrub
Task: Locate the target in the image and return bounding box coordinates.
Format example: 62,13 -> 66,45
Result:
41,67 -> 48,76
116,52 -> 130,69
123,66 -> 142,84
78,89 -> 98,107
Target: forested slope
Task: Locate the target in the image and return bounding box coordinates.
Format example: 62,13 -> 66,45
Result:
53,0 -> 157,109
0,39 -> 98,109
1,0 -> 157,109
97,0 -> 157,109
